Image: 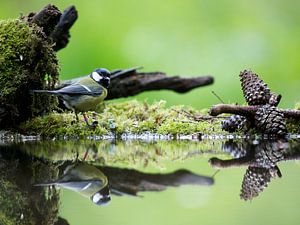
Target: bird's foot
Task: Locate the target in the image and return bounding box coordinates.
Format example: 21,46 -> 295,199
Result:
85,120 -> 98,130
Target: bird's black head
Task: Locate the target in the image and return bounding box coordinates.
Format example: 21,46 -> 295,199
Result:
90,68 -> 111,88
91,186 -> 111,205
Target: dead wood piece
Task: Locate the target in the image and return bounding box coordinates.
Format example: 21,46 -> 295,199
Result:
209,104 -> 258,117
30,4 -> 61,36
50,6 -> 78,51
282,109 -> 300,119
107,71 -> 214,99
25,4 -> 78,51
210,104 -> 300,120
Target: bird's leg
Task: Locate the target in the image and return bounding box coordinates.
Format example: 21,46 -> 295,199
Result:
83,112 -> 90,126
91,112 -> 99,127
83,148 -> 89,161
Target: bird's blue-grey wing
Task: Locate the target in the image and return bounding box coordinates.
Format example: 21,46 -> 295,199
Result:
35,180 -> 103,190
55,83 -> 103,96
56,180 -> 103,191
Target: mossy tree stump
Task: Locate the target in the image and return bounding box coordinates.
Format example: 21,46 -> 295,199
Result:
0,5 -> 77,128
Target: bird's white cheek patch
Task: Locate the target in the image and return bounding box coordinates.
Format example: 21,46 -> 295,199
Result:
92,72 -> 103,82
92,193 -> 102,203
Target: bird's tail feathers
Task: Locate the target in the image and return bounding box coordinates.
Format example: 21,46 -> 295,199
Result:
31,90 -> 58,95
34,182 -> 57,187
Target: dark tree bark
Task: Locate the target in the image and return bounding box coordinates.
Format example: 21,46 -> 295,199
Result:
24,4 -> 78,51
107,70 -> 214,99
50,6 -> 78,51
30,4 -> 61,36
58,67 -> 214,100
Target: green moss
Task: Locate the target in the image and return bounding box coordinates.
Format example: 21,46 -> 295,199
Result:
15,100 -> 300,139
285,103 -> 300,134
0,19 -> 59,127
19,100 -> 227,138
286,119 -> 300,133
0,179 -> 25,225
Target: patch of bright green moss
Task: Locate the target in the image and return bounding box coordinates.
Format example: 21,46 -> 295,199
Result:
0,19 -> 58,127
19,100 -> 226,138
285,103 -> 300,134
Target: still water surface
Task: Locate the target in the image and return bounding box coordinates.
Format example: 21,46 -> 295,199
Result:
1,138 -> 300,225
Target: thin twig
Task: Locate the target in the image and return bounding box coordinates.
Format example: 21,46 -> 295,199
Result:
211,91 -> 225,104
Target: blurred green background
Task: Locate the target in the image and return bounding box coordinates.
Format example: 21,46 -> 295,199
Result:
1,0 -> 299,109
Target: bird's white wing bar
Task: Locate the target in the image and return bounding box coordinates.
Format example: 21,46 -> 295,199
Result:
78,84 -> 92,93
82,182 -> 92,190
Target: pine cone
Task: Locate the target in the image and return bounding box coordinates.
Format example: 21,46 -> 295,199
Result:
240,167 -> 271,200
254,141 -> 286,168
239,70 -> 280,106
221,115 -> 248,133
254,105 -> 287,136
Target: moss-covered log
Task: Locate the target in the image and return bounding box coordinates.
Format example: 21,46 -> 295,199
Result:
0,18 -> 59,128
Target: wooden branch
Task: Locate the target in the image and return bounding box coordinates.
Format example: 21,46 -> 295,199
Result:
58,68 -> 214,100
50,6 -> 78,51
107,70 -> 214,99
209,104 -> 300,119
209,104 -> 258,117
24,4 -> 78,51
30,4 -> 61,36
282,109 -> 300,119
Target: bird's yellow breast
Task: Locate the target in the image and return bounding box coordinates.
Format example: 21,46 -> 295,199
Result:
71,87 -> 107,112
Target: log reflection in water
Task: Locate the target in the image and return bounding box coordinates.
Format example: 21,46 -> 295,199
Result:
99,166 -> 214,196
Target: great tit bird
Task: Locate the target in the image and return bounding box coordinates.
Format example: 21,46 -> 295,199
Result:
36,162 -> 111,205
33,68 -> 111,125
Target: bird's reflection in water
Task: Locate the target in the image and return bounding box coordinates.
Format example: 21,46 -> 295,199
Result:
209,138 -> 296,201
33,145 -> 214,205
37,160 -> 214,201
36,162 -> 111,205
